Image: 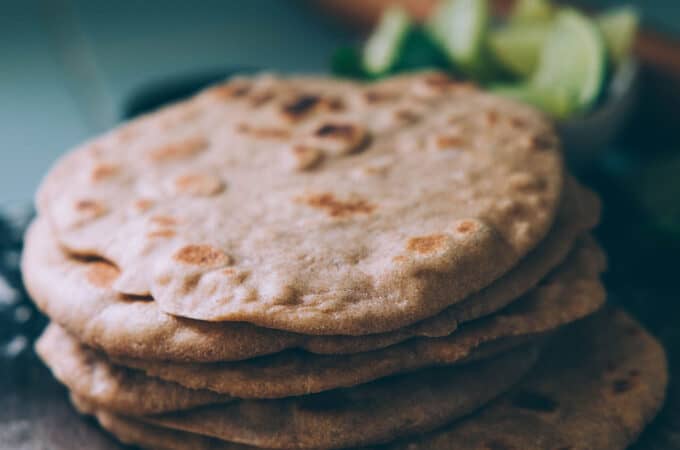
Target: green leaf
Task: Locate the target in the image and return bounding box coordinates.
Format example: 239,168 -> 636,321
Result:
331,46 -> 369,79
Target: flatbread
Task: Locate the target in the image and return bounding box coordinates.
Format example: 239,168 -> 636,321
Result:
36,325 -> 232,415
113,237 -> 605,398
36,71 -> 564,334
22,180 -> 598,363
141,345 -> 539,449
74,309 -> 668,450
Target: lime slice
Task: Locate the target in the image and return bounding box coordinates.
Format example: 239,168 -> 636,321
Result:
363,6 -> 412,76
511,0 -> 555,24
597,6 -> 639,65
492,83 -> 577,120
489,23 -> 551,78
426,0 -> 491,77
532,9 -> 607,113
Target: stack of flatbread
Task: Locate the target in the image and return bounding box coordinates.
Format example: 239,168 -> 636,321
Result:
23,72 -> 667,449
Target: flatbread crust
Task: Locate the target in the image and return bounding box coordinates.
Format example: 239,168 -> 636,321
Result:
73,309 -> 668,450
36,325 -> 232,414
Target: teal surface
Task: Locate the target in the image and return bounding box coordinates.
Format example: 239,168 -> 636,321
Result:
0,0 -> 677,207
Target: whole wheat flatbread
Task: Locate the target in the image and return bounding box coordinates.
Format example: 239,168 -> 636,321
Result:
73,309 -> 668,450
22,180 -> 597,363
36,71 -> 564,334
35,325 -> 233,414
141,345 -> 539,449
113,237 -> 605,398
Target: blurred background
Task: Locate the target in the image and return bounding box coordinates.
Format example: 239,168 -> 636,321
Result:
1,0 -> 679,210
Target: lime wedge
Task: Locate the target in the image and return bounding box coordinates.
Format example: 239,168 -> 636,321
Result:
532,9 -> 607,113
489,23 -> 551,78
363,6 -> 412,76
492,83 -> 577,120
426,0 -> 491,77
511,0 -> 555,24
597,6 -> 639,65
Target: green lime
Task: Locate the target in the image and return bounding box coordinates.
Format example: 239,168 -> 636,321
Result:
511,0 -> 555,24
532,9 -> 607,113
363,6 -> 412,76
492,83 -> 577,120
489,23 -> 551,78
597,6 -> 639,65
426,0 -> 491,77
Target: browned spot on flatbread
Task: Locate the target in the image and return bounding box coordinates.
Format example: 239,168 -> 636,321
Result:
150,216 -> 177,226
510,116 -> 529,129
484,110 -> 499,126
315,123 -> 354,138
287,146 -> 323,171
133,198 -> 154,213
456,220 -> 477,234
207,82 -> 251,100
149,136 -> 207,161
74,199 -> 107,219
363,90 -> 398,103
174,245 -> 231,267
85,262 -> 120,288
394,109 -> 420,123
524,133 -> 557,152
223,268 -> 250,284
147,229 -> 176,239
301,193 -> 375,218
324,97 -> 345,111
436,134 -> 466,149
406,234 -> 448,254
511,390 -> 559,413
174,173 -> 224,197
281,95 -> 321,121
313,122 -> 369,155
250,91 -> 275,107
90,163 -> 119,182
237,123 -> 291,140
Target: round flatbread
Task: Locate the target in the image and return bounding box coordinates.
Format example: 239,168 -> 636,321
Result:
36,71 -> 564,334
112,237 -> 605,398
74,309 -> 668,450
36,325 -> 233,415
141,345 -> 539,449
22,180 -> 598,363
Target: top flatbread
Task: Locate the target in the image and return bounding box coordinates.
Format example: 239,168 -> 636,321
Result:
23,179 -> 596,362
36,71 -> 563,334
